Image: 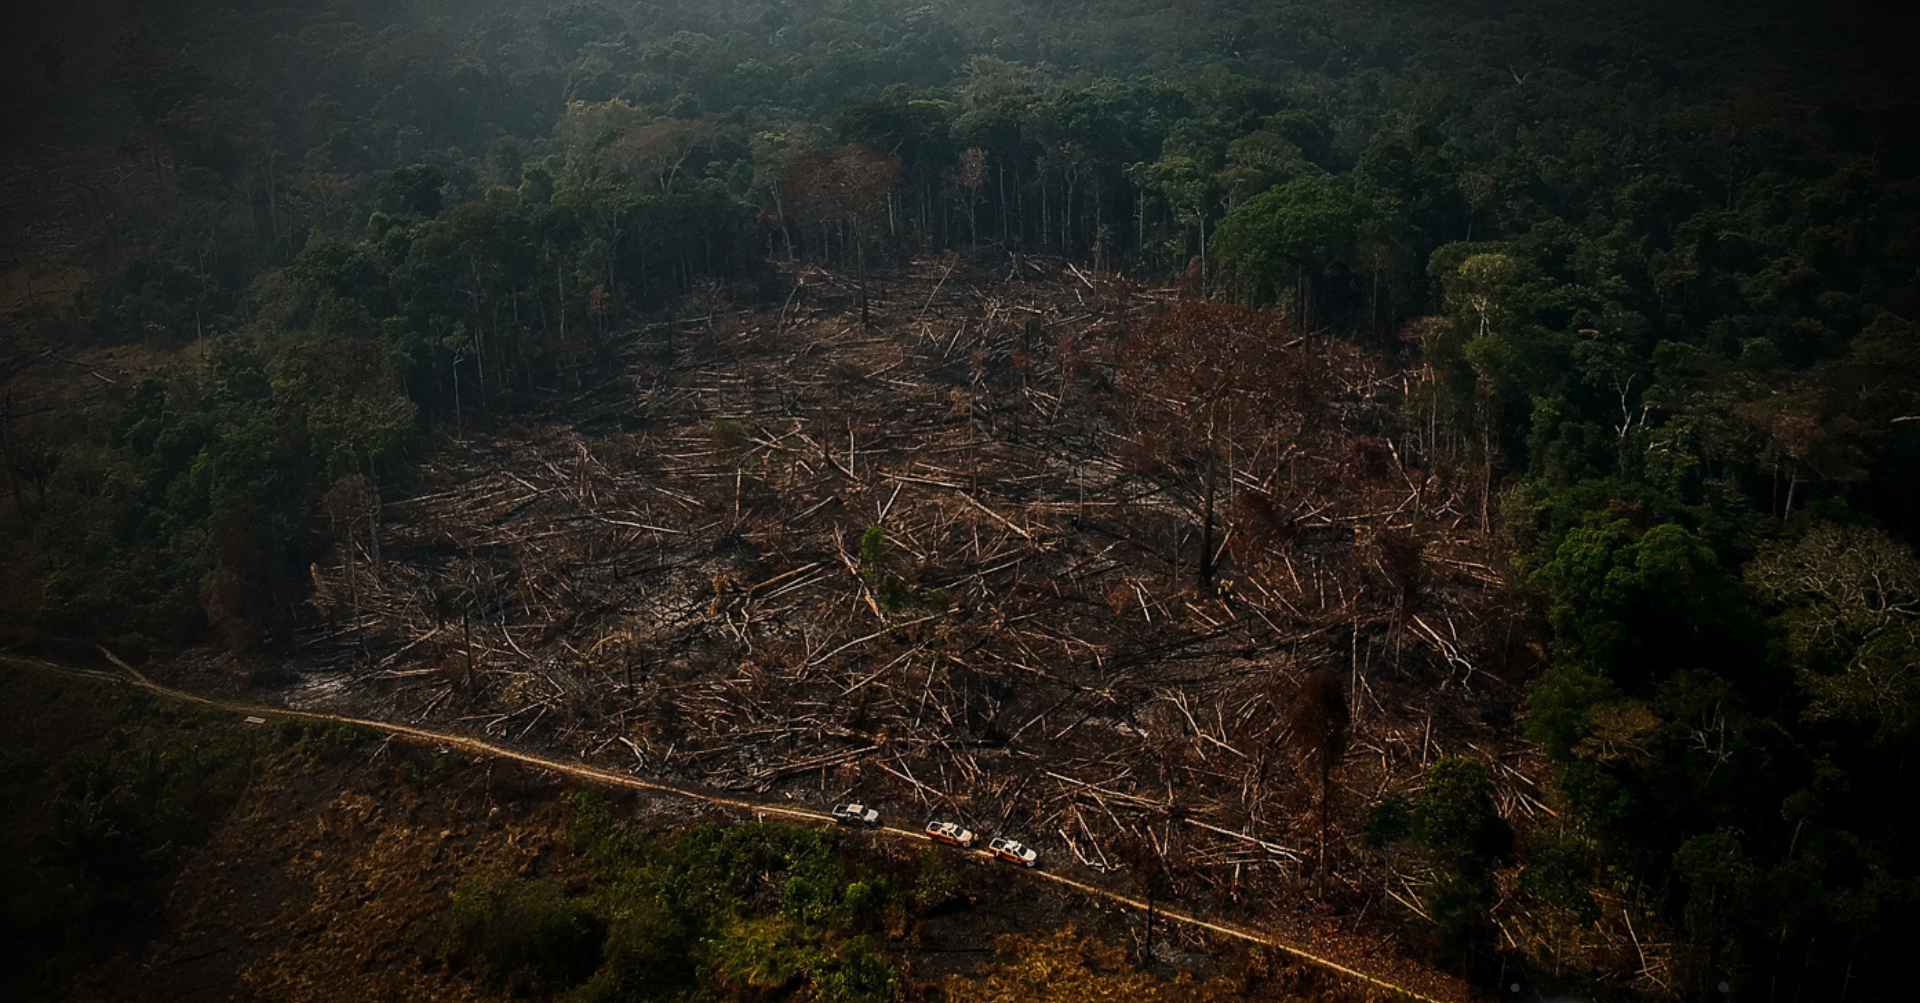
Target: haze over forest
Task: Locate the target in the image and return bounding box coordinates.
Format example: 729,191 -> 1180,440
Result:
3,1 -> 1919,1001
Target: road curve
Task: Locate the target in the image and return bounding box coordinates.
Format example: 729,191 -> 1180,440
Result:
3,651 -> 1462,1003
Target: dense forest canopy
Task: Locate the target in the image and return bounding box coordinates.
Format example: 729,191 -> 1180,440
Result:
5,0 -> 1920,1000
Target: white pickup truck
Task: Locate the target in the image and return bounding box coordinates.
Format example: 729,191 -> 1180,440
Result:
924,819 -> 976,848
988,836 -> 1039,868
830,801 -> 881,827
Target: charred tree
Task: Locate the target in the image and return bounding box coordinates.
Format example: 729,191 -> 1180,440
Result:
1288,667 -> 1350,896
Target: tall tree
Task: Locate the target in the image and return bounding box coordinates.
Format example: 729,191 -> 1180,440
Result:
1288,667 -> 1350,894
1748,523 -> 1920,745
785,145 -> 904,328
1113,303 -> 1300,588
1117,829 -> 1176,965
1213,174 -> 1380,328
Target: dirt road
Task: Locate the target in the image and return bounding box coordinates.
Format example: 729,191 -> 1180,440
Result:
2,651 -> 1466,1003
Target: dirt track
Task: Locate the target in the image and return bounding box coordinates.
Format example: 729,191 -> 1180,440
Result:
3,649 -> 1465,1003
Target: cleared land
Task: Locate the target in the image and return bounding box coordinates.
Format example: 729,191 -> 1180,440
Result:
152,257 -> 1540,998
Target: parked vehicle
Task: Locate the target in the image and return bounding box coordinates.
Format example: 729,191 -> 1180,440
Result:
925,819 -> 976,848
831,801 -> 880,826
987,836 -> 1039,868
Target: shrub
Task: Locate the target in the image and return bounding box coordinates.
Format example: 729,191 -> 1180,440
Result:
445,875 -> 604,991
559,815 -> 900,1001
0,681 -> 254,1001
655,822 -> 844,923
280,720 -> 373,762
783,873 -> 836,926
709,915 -> 812,994
708,919 -> 897,1003
837,879 -> 891,930
568,898 -> 695,1003
1519,829 -> 1602,922
1426,870 -> 1498,962
1412,758 -> 1511,867
810,935 -> 897,1003
910,847 -> 962,912
1365,796 -> 1412,849
48,743 -> 213,895
569,790 -> 650,866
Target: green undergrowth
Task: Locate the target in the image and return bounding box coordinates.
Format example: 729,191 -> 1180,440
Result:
0,669 -> 266,1000
442,793 -> 1352,1003
446,791 -> 909,1001
0,669 -> 1317,1002
0,668 -> 426,999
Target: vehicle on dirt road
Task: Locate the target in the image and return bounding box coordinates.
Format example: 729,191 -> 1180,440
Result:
988,836 -> 1039,867
925,819 -> 976,848
831,802 -> 880,826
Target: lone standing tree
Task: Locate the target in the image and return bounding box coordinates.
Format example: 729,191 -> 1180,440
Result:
1288,667 -> 1350,895
1113,302 -> 1299,589
1118,828 -> 1176,966
785,145 -> 903,328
